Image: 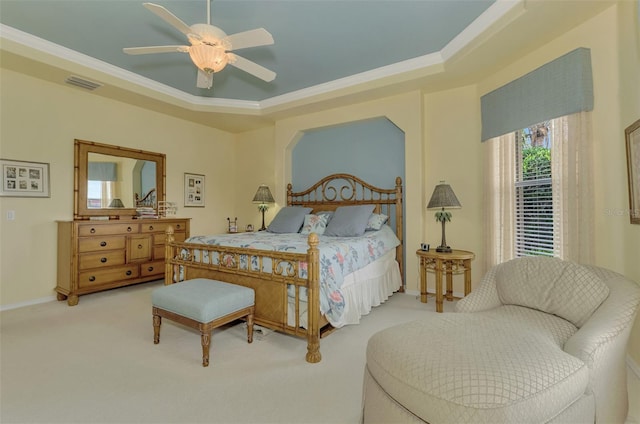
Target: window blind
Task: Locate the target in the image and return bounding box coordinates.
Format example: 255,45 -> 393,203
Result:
514,130 -> 558,257
481,48 -> 593,141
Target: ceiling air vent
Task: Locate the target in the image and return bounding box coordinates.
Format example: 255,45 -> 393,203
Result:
64,75 -> 103,91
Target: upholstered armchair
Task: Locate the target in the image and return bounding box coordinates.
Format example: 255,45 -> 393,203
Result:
362,257 -> 640,423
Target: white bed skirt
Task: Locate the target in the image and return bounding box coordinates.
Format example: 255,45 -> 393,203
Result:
288,249 -> 401,329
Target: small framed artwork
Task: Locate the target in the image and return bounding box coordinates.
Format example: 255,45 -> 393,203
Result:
0,159 -> 50,198
184,173 -> 205,207
625,118 -> 640,224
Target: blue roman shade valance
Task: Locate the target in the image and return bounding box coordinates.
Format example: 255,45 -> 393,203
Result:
481,48 -> 593,141
88,162 -> 117,181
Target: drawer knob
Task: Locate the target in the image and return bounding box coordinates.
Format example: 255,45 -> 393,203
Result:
89,276 -> 95,282
149,225 -> 154,231
127,227 -> 132,232
100,257 -> 107,263
147,266 -> 154,272
100,241 -> 107,247
126,270 -> 132,276
176,224 -> 181,229
90,228 -> 96,234
138,244 -> 143,249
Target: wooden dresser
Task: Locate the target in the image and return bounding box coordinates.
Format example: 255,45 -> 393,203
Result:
56,218 -> 190,306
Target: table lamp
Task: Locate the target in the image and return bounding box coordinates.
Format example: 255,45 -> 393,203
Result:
427,181 -> 461,253
252,185 -> 275,231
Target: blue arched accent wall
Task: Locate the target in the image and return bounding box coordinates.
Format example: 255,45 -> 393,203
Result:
291,117 -> 405,192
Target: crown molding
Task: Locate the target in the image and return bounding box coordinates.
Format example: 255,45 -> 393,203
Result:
0,0 -> 524,115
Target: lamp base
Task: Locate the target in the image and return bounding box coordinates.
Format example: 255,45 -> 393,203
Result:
436,245 -> 452,253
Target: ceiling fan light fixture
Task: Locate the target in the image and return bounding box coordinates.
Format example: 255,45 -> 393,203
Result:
188,44 -> 228,73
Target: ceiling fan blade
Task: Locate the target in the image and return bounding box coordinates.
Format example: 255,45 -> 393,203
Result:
123,45 -> 189,55
197,69 -> 213,89
223,28 -> 274,51
143,2 -> 192,36
228,54 -> 276,82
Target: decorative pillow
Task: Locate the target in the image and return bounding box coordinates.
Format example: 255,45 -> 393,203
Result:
495,256 -> 609,327
366,213 -> 389,231
324,205 -> 375,237
267,206 -> 313,233
300,214 -> 330,235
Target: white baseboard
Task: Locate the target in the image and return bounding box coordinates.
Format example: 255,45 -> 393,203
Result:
0,295 -> 56,312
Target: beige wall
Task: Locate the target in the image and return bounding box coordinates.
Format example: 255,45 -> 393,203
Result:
423,85 -> 484,290
618,0 -> 640,365
0,68 -> 236,306
233,126 -> 277,231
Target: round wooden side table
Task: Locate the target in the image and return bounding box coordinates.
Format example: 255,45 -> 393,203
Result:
416,249 -> 475,312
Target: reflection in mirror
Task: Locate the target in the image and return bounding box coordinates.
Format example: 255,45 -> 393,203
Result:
87,153 -> 157,209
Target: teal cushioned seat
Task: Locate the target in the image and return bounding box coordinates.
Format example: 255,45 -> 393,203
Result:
152,278 -> 255,323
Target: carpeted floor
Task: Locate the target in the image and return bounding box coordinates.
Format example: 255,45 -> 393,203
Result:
2,281 -> 638,424
0,281 -> 451,424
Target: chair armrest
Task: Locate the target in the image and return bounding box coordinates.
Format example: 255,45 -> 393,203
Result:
455,265 -> 502,312
564,270 -> 640,362
563,268 -> 640,424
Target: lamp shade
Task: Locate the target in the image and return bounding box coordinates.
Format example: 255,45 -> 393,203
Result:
189,44 -> 229,74
427,182 -> 461,209
108,198 -> 125,208
252,185 -> 275,204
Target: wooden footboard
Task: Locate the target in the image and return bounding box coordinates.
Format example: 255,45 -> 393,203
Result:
164,227 -> 323,363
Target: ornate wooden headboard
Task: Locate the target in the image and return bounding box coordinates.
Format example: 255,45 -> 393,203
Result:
287,173 -> 404,286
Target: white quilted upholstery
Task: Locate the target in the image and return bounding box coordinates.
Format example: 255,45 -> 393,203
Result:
366,306 -> 586,423
363,258 -> 640,424
495,257 -> 609,327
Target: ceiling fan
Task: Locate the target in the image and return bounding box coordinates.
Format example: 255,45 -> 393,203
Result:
123,1 -> 276,89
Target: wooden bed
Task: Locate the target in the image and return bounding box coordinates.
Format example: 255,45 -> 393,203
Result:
164,173 -> 404,363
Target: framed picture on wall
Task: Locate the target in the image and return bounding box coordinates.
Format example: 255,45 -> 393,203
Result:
184,172 -> 205,207
0,159 -> 50,198
625,118 -> 640,224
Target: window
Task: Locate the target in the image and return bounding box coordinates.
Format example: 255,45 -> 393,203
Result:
87,180 -> 115,208
484,112 -> 593,267
514,121 -> 556,257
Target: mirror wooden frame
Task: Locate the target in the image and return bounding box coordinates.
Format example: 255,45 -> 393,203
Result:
74,139 -> 166,219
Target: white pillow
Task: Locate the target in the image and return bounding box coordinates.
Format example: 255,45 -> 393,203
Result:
300,214 -> 330,235
365,213 -> 389,231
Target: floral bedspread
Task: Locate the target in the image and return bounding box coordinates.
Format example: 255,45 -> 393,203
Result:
184,225 -> 400,325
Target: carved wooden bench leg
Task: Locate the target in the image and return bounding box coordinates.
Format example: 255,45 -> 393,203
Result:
153,314 -> 161,344
201,330 -> 211,367
247,313 -> 254,343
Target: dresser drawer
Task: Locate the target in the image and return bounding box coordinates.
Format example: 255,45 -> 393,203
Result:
140,221 -> 186,234
79,251 -> 126,270
141,260 -> 164,277
153,231 -> 186,246
128,236 -> 152,261
78,236 -> 126,253
78,265 -> 139,287
78,223 -> 138,237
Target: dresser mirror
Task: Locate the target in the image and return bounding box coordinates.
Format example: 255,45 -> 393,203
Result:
74,139 -> 166,219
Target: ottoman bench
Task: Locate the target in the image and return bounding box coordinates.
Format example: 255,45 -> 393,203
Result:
151,278 -> 255,367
